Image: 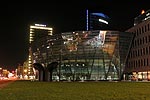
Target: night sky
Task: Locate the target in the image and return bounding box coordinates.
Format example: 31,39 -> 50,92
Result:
0,1 -> 149,71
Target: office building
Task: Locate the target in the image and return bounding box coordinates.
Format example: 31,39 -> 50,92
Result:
27,24 -> 53,79
86,10 -> 110,31
134,9 -> 150,26
125,9 -> 150,81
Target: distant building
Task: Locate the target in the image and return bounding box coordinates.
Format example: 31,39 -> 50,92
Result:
86,10 -> 110,31
28,24 -> 53,79
125,9 -> 150,81
134,9 -> 150,26
29,24 -> 53,44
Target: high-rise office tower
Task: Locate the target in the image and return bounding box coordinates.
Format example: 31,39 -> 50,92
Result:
134,9 -> 150,26
28,24 -> 53,78
86,9 -> 110,31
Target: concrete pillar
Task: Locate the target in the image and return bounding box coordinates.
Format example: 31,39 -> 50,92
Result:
45,69 -> 50,82
39,70 -> 43,81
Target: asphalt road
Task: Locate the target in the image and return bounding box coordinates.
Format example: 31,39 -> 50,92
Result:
0,80 -> 15,88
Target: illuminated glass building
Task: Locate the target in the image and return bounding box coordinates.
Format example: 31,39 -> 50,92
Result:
32,30 -> 133,81
125,9 -> 150,81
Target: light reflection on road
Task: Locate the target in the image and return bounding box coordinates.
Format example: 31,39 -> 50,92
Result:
0,77 -> 17,88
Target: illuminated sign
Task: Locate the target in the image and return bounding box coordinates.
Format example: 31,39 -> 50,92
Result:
35,24 -> 46,27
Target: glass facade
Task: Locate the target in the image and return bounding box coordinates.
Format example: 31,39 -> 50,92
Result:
32,30 -> 133,81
